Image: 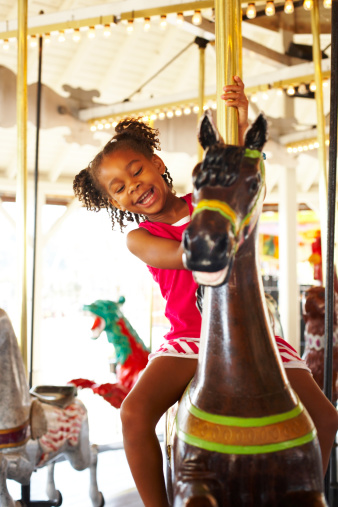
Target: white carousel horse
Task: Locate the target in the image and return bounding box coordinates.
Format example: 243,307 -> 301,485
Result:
0,308 -> 104,507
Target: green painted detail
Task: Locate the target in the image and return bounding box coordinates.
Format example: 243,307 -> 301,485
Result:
244,148 -> 262,159
83,299 -> 149,365
177,428 -> 317,455
188,398 -> 304,427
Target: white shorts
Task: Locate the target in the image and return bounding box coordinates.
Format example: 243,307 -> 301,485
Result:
148,336 -> 311,374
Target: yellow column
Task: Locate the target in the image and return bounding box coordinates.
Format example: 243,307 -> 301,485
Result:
311,0 -> 328,283
17,0 -> 28,373
214,0 -> 242,143
196,38 -> 208,161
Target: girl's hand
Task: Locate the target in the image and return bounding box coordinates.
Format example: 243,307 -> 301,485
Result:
221,76 -> 249,144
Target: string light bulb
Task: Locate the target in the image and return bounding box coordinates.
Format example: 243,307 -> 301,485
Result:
284,0 -> 294,14
303,0 -> 313,10
160,15 -> 167,29
192,10 -> 203,25
177,12 -> 184,24
265,1 -> 276,16
144,17 -> 151,31
323,0 -> 332,8
246,3 -> 257,19
184,106 -> 191,115
127,19 -> 134,32
73,28 -> 81,41
3,39 -> 9,50
286,85 -> 295,96
298,83 -> 307,94
30,35 -> 38,47
103,24 -> 111,37
88,26 -> 95,38
58,30 -> 66,42
309,80 -> 316,92
44,32 -> 51,44
276,87 -> 284,96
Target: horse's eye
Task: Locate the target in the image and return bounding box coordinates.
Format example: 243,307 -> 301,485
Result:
249,173 -> 261,193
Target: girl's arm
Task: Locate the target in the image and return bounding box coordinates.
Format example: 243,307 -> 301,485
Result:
286,368 -> 338,474
221,75 -> 249,146
127,228 -> 185,270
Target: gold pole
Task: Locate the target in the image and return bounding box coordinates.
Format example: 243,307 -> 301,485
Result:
311,0 -> 328,284
17,0 -> 28,374
215,0 -> 242,142
197,38 -> 208,161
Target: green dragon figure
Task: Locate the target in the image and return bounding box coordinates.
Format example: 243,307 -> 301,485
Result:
69,298 -> 150,408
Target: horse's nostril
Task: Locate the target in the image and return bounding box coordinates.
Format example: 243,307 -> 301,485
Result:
183,230 -> 190,251
215,234 -> 228,255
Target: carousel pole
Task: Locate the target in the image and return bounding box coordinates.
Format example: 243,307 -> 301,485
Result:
311,0 -> 328,283
30,33 -> 43,389
195,37 -> 209,161
215,0 -> 242,142
324,1 -> 338,503
16,0 -> 28,375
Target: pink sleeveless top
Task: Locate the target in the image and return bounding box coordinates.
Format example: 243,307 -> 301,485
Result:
139,194 -> 201,342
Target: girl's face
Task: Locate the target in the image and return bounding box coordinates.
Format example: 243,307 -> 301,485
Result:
99,148 -> 170,219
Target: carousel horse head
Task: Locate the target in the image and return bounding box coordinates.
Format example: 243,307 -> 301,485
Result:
183,110 -> 268,287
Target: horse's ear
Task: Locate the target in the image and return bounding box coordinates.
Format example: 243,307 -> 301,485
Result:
244,113 -> 268,151
198,109 -> 220,150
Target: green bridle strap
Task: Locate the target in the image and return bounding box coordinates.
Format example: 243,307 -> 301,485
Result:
192,149 -> 265,236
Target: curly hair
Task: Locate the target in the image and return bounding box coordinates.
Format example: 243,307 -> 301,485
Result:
73,118 -> 174,231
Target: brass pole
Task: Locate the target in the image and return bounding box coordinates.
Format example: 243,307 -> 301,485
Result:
311,0 -> 328,284
215,0 -> 242,142
17,0 -> 28,374
196,37 -> 208,161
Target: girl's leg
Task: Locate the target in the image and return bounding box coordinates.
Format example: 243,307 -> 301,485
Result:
286,368 -> 338,474
120,356 -> 198,507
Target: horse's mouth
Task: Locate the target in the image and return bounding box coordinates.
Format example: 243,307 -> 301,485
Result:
192,266 -> 229,287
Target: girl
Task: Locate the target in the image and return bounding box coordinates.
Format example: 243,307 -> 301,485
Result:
73,77 -> 338,507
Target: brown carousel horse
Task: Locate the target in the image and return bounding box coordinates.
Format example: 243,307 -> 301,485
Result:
302,285 -> 338,403
170,111 -> 326,506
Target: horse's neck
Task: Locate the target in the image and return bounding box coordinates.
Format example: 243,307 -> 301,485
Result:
190,231 -> 296,417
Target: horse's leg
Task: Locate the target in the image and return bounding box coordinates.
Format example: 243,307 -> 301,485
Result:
45,462 -> 62,505
0,454 -> 19,507
88,445 -> 104,507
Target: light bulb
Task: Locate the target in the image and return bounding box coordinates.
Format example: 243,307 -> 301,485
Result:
177,12 -> 184,24
160,15 -> 167,29
158,112 -> 166,120
73,28 -> 81,41
175,109 -> 182,117
265,1 -> 275,16
323,0 -> 331,8
303,0 -> 313,11
127,20 -> 134,33
276,87 -> 284,96
88,26 -> 95,38
193,105 -> 199,113
3,39 -> 9,50
184,107 -> 191,115
250,93 -> 258,103
58,30 -> 66,42
103,24 -> 111,37
192,10 -> 202,25
44,33 -> 51,44
298,83 -> 307,94
309,80 -> 316,92
166,110 -> 174,118
286,85 -> 295,96
30,35 -> 38,47
144,18 -> 151,31
284,0 -> 294,14
246,3 -> 257,19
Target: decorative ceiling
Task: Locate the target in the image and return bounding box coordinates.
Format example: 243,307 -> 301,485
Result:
0,1 -> 333,212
